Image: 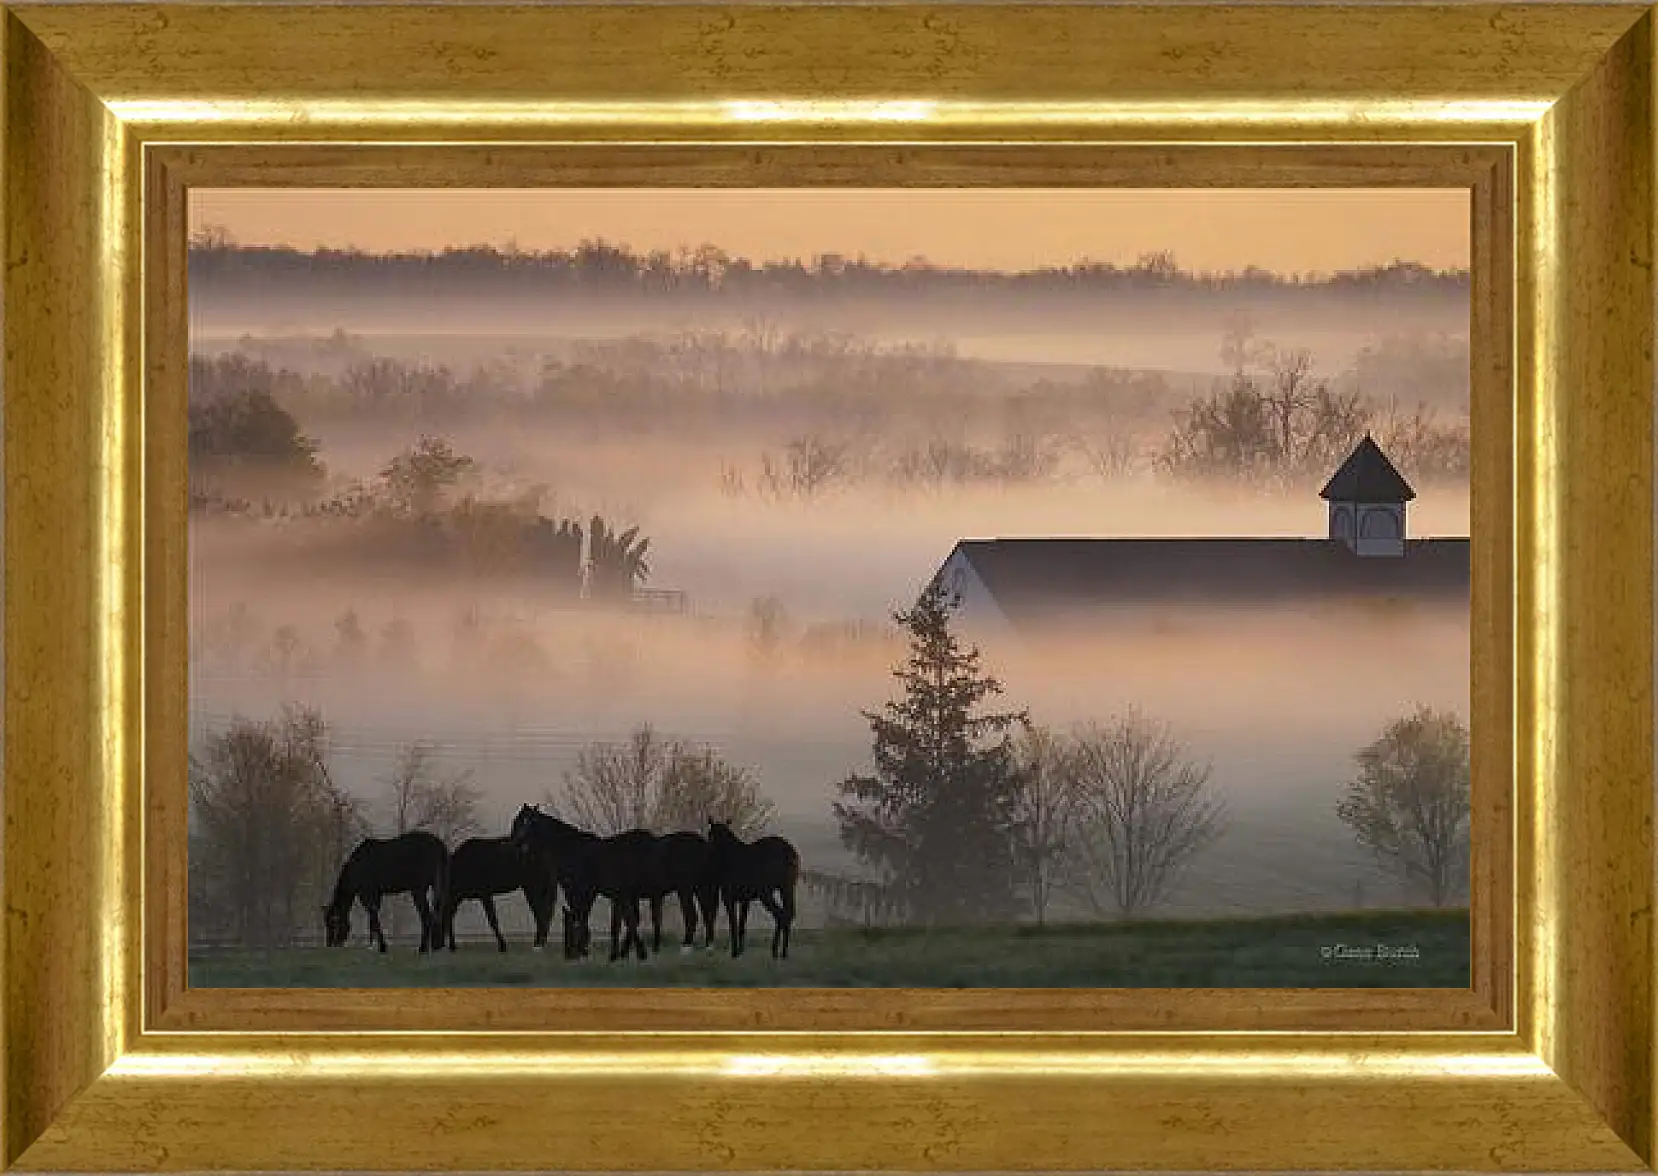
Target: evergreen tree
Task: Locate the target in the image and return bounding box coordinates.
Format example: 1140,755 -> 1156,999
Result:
833,577 -> 1029,924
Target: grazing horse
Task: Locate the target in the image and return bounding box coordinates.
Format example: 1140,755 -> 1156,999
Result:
322,830 -> 449,954
441,836 -> 558,952
707,820 -> 800,959
508,805 -> 650,962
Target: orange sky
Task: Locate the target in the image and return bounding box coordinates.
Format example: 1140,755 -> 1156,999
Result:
190,188 -> 1469,275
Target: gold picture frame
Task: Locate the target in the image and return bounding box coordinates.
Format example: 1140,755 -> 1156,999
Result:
2,2 -> 1652,1169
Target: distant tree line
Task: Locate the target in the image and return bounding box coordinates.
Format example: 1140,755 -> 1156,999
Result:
189,410 -> 657,602
193,592 -> 902,690
190,327 -> 1470,525
189,231 -> 1470,303
199,329 -> 1018,427
310,437 -> 652,602
189,354 -> 327,503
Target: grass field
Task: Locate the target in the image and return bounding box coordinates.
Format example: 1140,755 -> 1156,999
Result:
190,907 -> 1469,988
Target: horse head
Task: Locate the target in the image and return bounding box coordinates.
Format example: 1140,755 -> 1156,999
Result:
321,902 -> 351,948
707,820 -> 742,857
508,804 -> 541,849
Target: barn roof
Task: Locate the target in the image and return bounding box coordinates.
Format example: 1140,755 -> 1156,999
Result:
942,537 -> 1469,628
1319,435 -> 1417,503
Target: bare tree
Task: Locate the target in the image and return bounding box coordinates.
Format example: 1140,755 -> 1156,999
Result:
380,742 -> 484,943
1009,723 -> 1077,926
1299,382 -> 1371,474
1336,706 -> 1470,908
741,315 -> 782,396
1161,340 -> 1368,485
1060,711 -> 1228,919
1370,398 -> 1472,481
384,742 -> 484,845
189,704 -> 361,948
656,745 -> 777,838
551,725 -> 668,833
552,723 -> 776,837
1071,431 -> 1140,482
1161,369 -> 1278,481
757,434 -> 855,499
1261,347 -> 1317,463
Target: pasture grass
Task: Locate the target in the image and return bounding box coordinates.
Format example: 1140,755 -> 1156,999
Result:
190,906 -> 1468,988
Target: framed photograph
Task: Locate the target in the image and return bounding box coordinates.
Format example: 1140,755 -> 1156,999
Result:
184,181 -> 1478,989
3,2 -> 1653,1170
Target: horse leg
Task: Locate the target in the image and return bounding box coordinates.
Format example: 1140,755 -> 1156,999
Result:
444,894 -> 460,952
560,888 -> 583,960
650,894 -> 665,954
608,900 -> 623,963
411,888 -> 435,954
481,894 -> 508,953
725,895 -> 741,958
562,906 -> 584,962
574,891 -> 596,959
764,885 -> 795,959
735,899 -> 752,959
700,886 -> 720,950
629,899 -> 648,961
530,889 -> 551,951
366,898 -> 388,954
778,883 -> 796,959
678,887 -> 697,951
758,893 -> 788,959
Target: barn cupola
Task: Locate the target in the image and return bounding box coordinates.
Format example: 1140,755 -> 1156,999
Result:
1318,434 -> 1415,557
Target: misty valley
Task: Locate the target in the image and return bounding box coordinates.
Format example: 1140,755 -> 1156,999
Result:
187,236 -> 1473,988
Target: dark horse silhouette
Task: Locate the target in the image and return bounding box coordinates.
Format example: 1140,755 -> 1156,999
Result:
322,830 -> 449,953
508,805 -> 650,961
637,831 -> 722,954
707,820 -> 800,959
441,835 -> 558,952
555,830 -> 720,957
